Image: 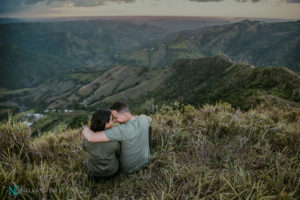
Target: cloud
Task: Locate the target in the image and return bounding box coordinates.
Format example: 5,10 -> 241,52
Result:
188,0 -> 266,3
0,0 -> 136,14
236,0 -> 300,2
72,0 -> 136,7
188,0 -> 262,2
235,0 -> 260,2
0,0 -> 28,14
0,0 -> 65,15
1,0 -> 299,16
190,0 -> 300,3
287,0 -> 300,3
189,0 -> 224,2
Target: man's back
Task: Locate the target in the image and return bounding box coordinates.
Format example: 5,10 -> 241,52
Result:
104,115 -> 151,173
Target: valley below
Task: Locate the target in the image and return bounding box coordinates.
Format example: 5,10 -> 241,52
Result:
1,18 -> 300,135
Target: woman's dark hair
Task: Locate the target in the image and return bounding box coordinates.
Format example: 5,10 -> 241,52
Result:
90,109 -> 111,132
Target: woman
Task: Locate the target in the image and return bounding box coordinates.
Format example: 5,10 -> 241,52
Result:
82,109 -> 120,180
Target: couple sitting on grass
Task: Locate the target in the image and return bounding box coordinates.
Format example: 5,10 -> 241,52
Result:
81,101 -> 152,181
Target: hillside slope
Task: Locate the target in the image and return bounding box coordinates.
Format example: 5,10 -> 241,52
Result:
138,55 -> 300,110
19,65 -> 171,110
12,55 -> 300,113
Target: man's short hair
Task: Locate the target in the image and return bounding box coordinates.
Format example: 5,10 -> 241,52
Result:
110,101 -> 130,113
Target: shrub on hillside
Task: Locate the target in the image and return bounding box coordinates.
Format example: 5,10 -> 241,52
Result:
0,117 -> 33,162
67,114 -> 89,129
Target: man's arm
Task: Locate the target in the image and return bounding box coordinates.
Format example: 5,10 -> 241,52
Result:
82,127 -> 109,142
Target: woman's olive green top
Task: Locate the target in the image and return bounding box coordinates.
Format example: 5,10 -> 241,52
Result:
82,138 -> 120,177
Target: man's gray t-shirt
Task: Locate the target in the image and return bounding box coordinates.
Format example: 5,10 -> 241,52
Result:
104,115 -> 151,173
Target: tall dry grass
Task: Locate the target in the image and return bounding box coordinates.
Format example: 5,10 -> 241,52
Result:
0,103 -> 299,199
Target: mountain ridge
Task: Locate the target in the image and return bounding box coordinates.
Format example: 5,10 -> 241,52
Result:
5,55 -> 298,115
120,20 -> 300,72
1,20 -> 299,90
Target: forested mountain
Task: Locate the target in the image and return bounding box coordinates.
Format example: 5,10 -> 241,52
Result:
0,20 -> 167,58
121,20 -> 300,72
1,19 -> 299,90
7,55 -> 299,115
135,55 -> 300,111
0,44 -> 80,89
0,20 -> 168,89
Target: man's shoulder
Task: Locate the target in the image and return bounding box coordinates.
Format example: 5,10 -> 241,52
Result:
136,114 -> 149,121
136,114 -> 151,125
122,115 -> 150,131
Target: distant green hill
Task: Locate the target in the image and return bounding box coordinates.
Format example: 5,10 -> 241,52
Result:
10,55 -> 299,114
0,44 -> 80,89
1,20 -> 299,91
120,20 -> 300,72
0,20 -> 168,89
0,20 -> 167,58
17,65 -> 170,111
135,55 -> 300,111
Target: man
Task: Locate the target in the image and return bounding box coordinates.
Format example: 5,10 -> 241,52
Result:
82,101 -> 152,173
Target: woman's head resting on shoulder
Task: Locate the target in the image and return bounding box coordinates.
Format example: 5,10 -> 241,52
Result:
90,109 -> 114,132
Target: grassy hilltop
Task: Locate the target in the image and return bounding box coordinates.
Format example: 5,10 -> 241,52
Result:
1,103 -> 299,199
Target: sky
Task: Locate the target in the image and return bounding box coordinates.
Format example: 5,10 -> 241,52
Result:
0,0 -> 300,19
